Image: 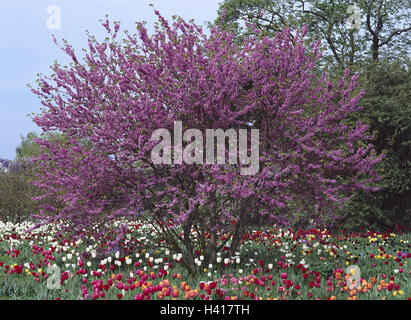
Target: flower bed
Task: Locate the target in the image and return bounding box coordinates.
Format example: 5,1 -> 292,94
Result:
0,220 -> 409,300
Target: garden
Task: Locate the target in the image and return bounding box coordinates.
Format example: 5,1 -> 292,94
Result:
0,3 -> 410,301
0,219 -> 409,300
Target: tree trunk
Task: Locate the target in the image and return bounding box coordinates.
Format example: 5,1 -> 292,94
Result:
227,221 -> 244,257
182,218 -> 197,276
372,35 -> 379,60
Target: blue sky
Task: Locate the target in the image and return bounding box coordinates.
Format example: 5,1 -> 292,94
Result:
0,0 -> 222,160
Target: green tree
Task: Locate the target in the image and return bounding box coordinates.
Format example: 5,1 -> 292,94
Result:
340,58 -> 411,231
15,132 -> 41,160
15,131 -> 70,160
214,0 -> 411,70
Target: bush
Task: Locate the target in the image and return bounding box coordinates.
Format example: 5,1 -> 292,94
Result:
0,159 -> 40,223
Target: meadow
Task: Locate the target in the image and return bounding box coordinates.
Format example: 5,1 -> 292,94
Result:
0,219 -> 409,300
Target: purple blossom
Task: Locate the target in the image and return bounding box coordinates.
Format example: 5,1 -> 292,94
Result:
29,10 -> 382,262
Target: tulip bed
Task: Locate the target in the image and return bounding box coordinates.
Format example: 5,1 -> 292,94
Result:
0,219 -> 409,300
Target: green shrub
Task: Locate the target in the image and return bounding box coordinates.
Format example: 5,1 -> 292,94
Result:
0,159 -> 40,223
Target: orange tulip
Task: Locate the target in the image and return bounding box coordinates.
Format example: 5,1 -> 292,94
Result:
181,281 -> 187,290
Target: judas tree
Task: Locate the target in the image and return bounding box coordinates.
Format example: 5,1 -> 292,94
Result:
30,11 -> 381,274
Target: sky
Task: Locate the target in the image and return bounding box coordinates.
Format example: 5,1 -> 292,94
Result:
0,0 -> 223,160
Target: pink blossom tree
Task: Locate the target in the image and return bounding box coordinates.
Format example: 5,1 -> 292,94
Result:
30,11 -> 381,274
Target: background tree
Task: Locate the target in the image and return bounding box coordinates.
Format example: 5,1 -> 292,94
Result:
340,57 -> 411,231
214,0 -> 411,70
15,131 -> 70,160
0,157 -> 40,223
15,132 -> 41,160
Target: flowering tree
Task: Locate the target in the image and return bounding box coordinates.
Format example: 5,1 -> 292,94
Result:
30,11 -> 381,274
